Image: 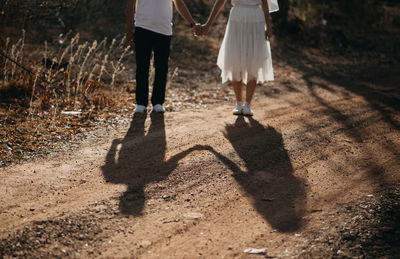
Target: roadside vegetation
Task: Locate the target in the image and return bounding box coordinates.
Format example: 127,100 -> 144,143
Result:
0,0 -> 399,166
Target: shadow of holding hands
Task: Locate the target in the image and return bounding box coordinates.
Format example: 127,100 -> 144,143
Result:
102,113 -> 306,232
101,112 -> 206,215
206,117 -> 307,232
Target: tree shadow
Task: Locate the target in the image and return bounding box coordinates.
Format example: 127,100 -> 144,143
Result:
274,42 -> 400,188
276,41 -> 400,132
273,41 -> 400,243
101,112 -> 205,216
206,117 -> 307,232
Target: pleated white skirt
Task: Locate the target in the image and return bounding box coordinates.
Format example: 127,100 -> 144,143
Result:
217,5 -> 274,84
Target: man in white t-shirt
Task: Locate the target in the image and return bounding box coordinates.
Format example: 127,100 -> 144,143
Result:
126,0 -> 200,114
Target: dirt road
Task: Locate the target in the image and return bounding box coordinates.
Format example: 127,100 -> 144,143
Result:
1,57 -> 400,258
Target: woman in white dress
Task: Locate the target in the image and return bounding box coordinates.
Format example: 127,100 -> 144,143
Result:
201,0 -> 279,115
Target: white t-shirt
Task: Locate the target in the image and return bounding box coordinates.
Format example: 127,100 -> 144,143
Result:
135,0 -> 173,36
231,0 -> 279,13
232,0 -> 261,6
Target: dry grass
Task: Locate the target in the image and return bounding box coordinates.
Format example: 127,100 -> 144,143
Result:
2,30 -> 133,108
0,31 -> 135,166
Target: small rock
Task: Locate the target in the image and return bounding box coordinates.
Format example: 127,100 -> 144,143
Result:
50,185 -> 59,191
243,248 -> 267,255
310,208 -> 323,213
62,110 -> 82,115
183,212 -> 203,220
139,240 -> 152,248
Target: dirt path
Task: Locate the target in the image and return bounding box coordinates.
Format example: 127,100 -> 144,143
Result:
1,63 -> 400,258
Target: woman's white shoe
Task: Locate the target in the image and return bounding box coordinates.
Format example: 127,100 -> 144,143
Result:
232,104 -> 243,115
243,103 -> 253,116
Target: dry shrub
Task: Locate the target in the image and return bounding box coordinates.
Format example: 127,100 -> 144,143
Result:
1,31 -> 132,113
0,30 -> 134,166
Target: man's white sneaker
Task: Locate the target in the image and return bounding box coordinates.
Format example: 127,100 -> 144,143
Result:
134,105 -> 147,114
243,103 -> 253,116
153,104 -> 165,113
232,104 -> 243,115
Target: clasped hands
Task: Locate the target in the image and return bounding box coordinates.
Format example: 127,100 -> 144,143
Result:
191,23 -> 272,40
192,23 -> 211,37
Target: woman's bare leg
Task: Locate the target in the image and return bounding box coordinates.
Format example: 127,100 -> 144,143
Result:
242,79 -> 256,116
232,80 -> 243,103
232,81 -> 244,115
245,79 -> 256,104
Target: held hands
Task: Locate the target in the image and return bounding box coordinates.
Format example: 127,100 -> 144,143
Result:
193,23 -> 268,39
192,23 -> 211,37
192,23 -> 202,37
200,24 -> 211,36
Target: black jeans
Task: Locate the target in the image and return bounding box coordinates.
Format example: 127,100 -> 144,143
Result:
135,27 -> 171,106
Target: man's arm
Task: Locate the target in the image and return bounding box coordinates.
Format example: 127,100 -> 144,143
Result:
126,0 -> 136,46
173,0 -> 199,29
173,0 -> 196,25
261,0 -> 272,40
174,0 -> 202,36
201,0 -> 226,35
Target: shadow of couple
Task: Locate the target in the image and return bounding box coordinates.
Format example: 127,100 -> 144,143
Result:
101,113 -> 306,232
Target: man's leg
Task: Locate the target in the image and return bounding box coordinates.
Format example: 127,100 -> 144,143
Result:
135,27 -> 154,106
151,33 -> 172,106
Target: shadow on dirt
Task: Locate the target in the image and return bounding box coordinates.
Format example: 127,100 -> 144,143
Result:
274,42 -> 400,188
274,42 -> 400,251
101,112 -> 206,215
206,117 -> 307,232
276,42 -> 400,132
102,113 -> 306,232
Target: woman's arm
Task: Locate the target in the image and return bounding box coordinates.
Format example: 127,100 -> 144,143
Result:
126,0 -> 136,46
261,0 -> 272,40
201,0 -> 227,35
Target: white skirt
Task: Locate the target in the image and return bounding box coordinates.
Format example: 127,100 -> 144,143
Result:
217,5 -> 274,84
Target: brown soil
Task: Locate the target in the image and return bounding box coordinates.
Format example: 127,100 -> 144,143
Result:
1,38 -> 400,258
